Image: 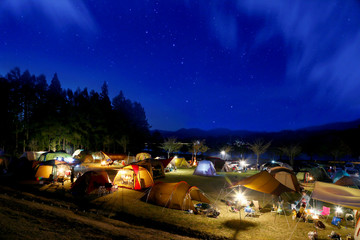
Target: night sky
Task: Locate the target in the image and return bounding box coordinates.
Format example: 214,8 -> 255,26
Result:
1,1 -> 360,132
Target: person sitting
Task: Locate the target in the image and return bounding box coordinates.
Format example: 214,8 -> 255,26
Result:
297,203 -> 307,221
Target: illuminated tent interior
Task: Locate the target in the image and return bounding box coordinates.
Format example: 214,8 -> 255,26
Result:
193,160 -> 217,177
113,165 -> 154,190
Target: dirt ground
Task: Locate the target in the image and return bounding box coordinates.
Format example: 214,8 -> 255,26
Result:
0,185 -> 197,240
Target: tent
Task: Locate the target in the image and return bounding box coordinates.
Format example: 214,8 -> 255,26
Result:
113,165 -> 154,190
71,170 -> 112,195
34,160 -> 71,181
334,176 -> 360,189
136,152 -> 151,161
311,181 -> 360,210
135,159 -> 165,179
170,157 -> 190,168
20,151 -> 46,161
332,170 -> 349,183
146,181 -> 210,211
296,166 -> 332,183
207,157 -> 225,171
268,166 -> 301,192
38,152 -> 74,163
260,161 -> 293,171
232,170 -> 294,196
221,161 -> 232,172
193,160 -> 217,176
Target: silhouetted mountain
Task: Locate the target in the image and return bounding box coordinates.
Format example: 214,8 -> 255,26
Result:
156,128 -> 256,140
298,119 -> 360,131
154,118 -> 360,140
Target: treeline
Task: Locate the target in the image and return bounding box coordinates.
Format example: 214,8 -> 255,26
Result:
0,67 -> 150,155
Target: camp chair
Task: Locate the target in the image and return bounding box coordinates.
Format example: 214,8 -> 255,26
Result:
253,200 -> 262,216
244,206 -> 255,217
320,206 -> 330,220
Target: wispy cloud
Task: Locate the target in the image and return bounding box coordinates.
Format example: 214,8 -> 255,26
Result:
199,0 -> 360,112
1,0 -> 96,31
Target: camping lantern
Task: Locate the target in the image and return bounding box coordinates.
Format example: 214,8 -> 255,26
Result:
234,191 -> 247,206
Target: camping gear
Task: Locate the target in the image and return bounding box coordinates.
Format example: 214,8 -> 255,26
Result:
315,220 -> 325,230
146,181 -> 210,212
268,166 -> 301,192
328,231 -> 341,240
331,216 -> 342,228
232,170 -> 294,196
71,170 -> 112,195
193,160 -> 217,176
308,231 -> 318,240
320,206 -> 330,219
113,164 -> 154,190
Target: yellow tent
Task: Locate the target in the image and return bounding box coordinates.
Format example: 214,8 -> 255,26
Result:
136,152 -> 151,161
146,181 -> 210,211
113,165 -> 154,190
171,157 -> 190,168
232,170 -> 294,196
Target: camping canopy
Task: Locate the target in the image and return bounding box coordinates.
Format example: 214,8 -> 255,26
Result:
232,170 -> 294,196
193,160 -> 217,176
146,181 -> 210,211
268,166 -> 301,192
38,152 -> 73,163
311,181 -> 360,210
135,159 -> 165,179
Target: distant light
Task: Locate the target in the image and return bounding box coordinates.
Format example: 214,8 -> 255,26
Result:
271,160 -> 275,164
221,151 -> 225,155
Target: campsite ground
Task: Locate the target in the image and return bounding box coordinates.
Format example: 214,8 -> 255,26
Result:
0,167 -> 356,240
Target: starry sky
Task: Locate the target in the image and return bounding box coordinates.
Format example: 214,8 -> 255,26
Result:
1,0 -> 360,132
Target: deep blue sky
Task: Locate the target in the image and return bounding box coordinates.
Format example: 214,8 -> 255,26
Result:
1,1 -> 360,131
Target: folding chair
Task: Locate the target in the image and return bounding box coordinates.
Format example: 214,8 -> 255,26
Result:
320,206 -> 330,220
244,206 -> 255,217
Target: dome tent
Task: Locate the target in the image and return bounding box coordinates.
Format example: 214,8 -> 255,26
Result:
193,160 -> 217,176
145,181 -> 210,211
113,164 -> 154,190
268,166 -> 301,192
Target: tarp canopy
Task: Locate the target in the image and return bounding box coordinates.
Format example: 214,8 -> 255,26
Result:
232,170 -> 295,196
311,181 -> 360,210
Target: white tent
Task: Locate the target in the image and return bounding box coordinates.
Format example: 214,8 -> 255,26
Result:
193,160 -> 217,176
